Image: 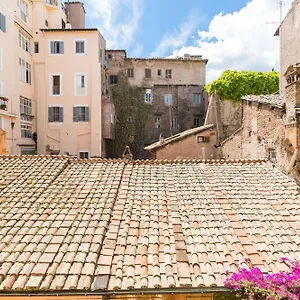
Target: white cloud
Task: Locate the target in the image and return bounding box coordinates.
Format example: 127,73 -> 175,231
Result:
150,9 -> 202,57
169,0 -> 293,83
85,0 -> 143,50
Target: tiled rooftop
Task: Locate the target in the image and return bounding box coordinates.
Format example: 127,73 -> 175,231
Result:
0,156 -> 299,293
241,94 -> 284,109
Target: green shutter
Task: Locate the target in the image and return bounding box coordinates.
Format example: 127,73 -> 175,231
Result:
59,107 -> 63,122
48,107 -> 53,122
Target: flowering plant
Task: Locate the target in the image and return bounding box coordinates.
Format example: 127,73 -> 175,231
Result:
224,258 -> 300,300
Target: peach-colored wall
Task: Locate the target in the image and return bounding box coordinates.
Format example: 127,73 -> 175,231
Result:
154,129 -> 218,160
0,0 -> 36,155
34,30 -> 103,157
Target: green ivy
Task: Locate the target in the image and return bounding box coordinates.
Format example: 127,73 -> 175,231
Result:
205,70 -> 279,101
111,72 -> 152,159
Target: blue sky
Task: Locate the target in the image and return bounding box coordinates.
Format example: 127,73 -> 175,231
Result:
82,0 -> 292,82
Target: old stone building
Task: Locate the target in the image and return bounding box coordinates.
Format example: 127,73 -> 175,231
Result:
104,50 -> 208,158
144,124 -> 218,160
218,65 -> 300,182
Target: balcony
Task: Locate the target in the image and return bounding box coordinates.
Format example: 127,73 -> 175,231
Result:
45,0 -> 58,8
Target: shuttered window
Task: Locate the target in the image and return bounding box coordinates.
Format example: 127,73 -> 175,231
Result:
75,40 -> 85,54
0,13 -> 6,32
50,41 -> 64,54
73,106 -> 90,122
48,106 -> 63,123
75,74 -> 86,96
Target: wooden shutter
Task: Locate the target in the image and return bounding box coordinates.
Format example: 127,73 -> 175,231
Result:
73,106 -> 77,122
48,107 -> 53,122
59,107 -> 63,122
50,41 -> 55,54
85,107 -> 90,122
60,42 -> 64,54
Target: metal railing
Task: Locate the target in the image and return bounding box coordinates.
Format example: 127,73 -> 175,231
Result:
45,0 -> 58,6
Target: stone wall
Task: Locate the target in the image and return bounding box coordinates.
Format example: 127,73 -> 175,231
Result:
221,101 -> 286,166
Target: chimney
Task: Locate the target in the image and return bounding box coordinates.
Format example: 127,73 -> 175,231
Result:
284,64 -> 300,179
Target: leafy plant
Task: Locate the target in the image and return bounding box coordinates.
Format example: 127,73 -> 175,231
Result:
225,258 -> 300,300
205,70 -> 279,101
111,72 -> 152,159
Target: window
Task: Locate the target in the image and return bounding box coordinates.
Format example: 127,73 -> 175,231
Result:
73,106 -> 90,122
127,68 -> 134,78
193,93 -> 201,104
26,62 -> 31,84
62,19 -> 66,29
171,117 -> 178,128
45,20 -> 48,27
145,69 -> 151,78
75,74 -> 87,96
108,54 -> 112,59
154,117 -> 161,129
34,42 -> 39,53
0,13 -> 6,32
268,149 -> 276,162
19,59 -> 31,84
21,124 -> 32,138
164,94 -> 172,105
145,89 -> 152,104
48,106 -> 63,123
18,0 -> 28,23
127,116 -> 134,123
19,58 -> 25,81
157,69 -> 161,76
109,75 -> 117,84
19,31 -> 31,53
197,136 -> 210,143
194,118 -> 200,127
165,69 -> 172,79
99,48 -> 103,59
79,151 -> 89,159
50,41 -> 64,54
75,40 -> 85,54
20,96 -> 33,122
51,75 -> 61,95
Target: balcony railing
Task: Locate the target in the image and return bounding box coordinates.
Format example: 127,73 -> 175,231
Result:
0,97 -> 8,111
45,0 -> 58,7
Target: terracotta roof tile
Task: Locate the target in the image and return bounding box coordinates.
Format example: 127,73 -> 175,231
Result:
0,157 -> 299,292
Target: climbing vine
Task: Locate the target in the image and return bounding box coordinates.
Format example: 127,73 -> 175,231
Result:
111,72 -> 152,159
205,70 -> 279,101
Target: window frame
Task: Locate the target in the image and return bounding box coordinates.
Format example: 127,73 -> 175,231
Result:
19,30 -> 31,53
194,118 -> 200,127
144,89 -> 152,104
165,69 -> 172,79
50,73 -> 62,96
164,94 -> 173,105
127,68 -> 134,78
74,73 -> 87,96
193,93 -> 201,104
79,151 -> 89,159
74,39 -> 86,55
49,40 -> 64,55
21,123 -> 32,139
18,0 -> 28,23
48,105 -> 64,123
20,96 -> 33,122
73,105 -> 90,123
154,117 -> 161,129
145,68 -> 151,79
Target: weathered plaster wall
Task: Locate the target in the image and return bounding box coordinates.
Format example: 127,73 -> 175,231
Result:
221,101 -> 286,166
279,1 -> 300,93
154,128 -> 218,160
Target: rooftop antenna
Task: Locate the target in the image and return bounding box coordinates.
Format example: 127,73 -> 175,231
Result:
266,0 -> 285,25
